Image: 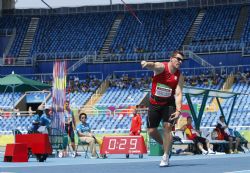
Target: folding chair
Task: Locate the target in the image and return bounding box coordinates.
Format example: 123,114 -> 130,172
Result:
76,132 -> 102,159
77,139 -> 90,158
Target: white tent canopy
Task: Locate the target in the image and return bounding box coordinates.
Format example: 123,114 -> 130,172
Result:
15,0 -> 181,9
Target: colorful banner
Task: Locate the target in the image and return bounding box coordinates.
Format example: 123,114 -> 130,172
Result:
51,61 -> 67,132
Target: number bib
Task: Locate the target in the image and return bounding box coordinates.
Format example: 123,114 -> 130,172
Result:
155,83 -> 172,97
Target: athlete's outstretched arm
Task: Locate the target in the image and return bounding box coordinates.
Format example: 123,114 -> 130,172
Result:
141,60 -> 165,75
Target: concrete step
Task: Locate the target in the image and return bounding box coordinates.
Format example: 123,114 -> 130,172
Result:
100,14 -> 124,55
19,50 -> 29,53
18,17 -> 39,59
182,9 -> 205,46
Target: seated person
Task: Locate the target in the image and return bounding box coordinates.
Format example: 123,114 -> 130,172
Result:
30,106 -> 51,133
215,116 -> 240,154
181,116 -> 215,155
234,130 -> 249,153
43,106 -> 52,133
31,109 -> 43,132
76,112 -> 100,158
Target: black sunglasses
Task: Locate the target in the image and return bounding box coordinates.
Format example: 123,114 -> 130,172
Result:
173,57 -> 184,62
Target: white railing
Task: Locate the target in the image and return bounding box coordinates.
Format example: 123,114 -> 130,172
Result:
34,51 -> 170,63
200,126 -> 250,132
21,71 -> 104,82
68,54 -> 96,73
183,42 -> 246,55
182,65 -> 250,76
114,108 -> 148,115
112,65 -> 250,77
185,50 -> 215,69
88,51 -> 169,63
33,43 -> 249,64
34,51 -> 97,61
78,108 -> 112,116
2,56 -> 34,66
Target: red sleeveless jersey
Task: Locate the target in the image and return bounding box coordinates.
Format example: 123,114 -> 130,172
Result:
150,62 -> 181,105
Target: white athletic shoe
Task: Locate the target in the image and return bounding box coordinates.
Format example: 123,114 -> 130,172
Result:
242,146 -> 249,153
90,156 -> 98,159
202,150 -> 208,155
159,154 -> 169,167
208,149 -> 215,154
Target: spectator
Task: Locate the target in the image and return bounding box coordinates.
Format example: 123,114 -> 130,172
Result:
0,108 -> 3,117
234,129 -> 249,153
74,76 -> 79,83
76,112 -> 101,159
14,107 -> 20,116
214,116 -> 240,154
30,105 -> 50,133
119,46 -> 125,53
43,106 -> 52,133
28,106 -> 33,116
130,105 -> 142,136
181,116 -> 215,155
63,100 -> 77,156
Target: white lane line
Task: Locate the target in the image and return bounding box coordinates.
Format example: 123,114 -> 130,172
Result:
225,170 -> 250,173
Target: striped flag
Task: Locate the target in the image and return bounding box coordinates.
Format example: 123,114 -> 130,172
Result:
51,61 -> 67,132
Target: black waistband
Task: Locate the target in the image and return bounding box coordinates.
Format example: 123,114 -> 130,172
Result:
151,95 -> 173,102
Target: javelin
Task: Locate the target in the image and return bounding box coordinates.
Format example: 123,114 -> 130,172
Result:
41,0 -> 53,9
121,0 -> 143,25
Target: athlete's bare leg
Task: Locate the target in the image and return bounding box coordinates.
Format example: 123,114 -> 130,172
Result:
162,122 -> 173,155
147,128 -> 163,145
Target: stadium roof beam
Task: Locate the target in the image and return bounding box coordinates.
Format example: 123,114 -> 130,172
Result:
183,86 -> 239,130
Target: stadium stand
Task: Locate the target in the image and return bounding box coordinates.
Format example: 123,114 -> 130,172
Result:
189,5 -> 242,53
194,5 -> 240,41
95,76 -> 149,109
31,13 -> 116,59
241,6 -> 250,46
0,115 -> 32,134
111,8 -> 198,54
0,15 -> 30,58
1,5 -> 250,60
0,92 -> 22,109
